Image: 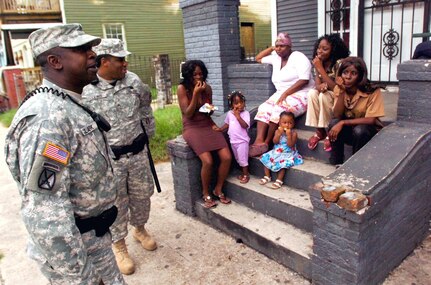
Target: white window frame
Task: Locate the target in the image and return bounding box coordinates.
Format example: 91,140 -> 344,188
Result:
102,23 -> 127,49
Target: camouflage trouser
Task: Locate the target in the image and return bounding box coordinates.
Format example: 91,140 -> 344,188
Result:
37,231 -> 126,284
110,147 -> 155,242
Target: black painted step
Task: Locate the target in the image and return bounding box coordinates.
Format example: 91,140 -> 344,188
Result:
224,174 -> 313,232
295,129 -> 353,162
195,200 -> 313,280
248,157 -> 335,190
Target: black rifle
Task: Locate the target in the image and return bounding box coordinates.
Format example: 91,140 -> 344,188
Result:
141,121 -> 161,193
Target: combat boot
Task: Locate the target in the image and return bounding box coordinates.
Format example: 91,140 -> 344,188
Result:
133,226 -> 157,251
112,239 -> 135,275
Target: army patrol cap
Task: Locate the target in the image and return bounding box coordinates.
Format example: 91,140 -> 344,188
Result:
29,23 -> 101,58
93,38 -> 131,57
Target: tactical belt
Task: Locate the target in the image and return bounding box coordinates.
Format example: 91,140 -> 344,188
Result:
75,205 -> 118,237
111,124 -> 162,193
110,133 -> 148,160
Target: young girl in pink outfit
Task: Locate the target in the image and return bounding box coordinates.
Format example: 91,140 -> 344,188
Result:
213,91 -> 250,183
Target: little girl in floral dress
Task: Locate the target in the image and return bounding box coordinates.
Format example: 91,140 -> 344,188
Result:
259,111 -> 303,189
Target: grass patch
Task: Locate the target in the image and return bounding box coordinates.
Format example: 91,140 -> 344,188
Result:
150,105 -> 182,162
150,85 -> 178,100
0,109 -> 17,127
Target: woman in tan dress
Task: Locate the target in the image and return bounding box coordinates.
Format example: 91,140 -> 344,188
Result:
177,60 -> 232,208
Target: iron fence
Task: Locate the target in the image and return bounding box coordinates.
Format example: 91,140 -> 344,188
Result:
324,0 -> 430,83
127,55 -> 184,107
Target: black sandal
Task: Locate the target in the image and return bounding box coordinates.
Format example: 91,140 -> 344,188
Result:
213,191 -> 231,204
203,195 -> 217,208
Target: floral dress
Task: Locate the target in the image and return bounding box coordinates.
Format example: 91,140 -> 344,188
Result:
260,133 -> 303,172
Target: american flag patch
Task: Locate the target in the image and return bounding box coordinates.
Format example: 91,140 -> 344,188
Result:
42,142 -> 70,165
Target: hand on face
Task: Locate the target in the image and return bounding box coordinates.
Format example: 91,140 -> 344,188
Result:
312,56 -> 324,70
278,116 -> 294,132
193,80 -> 206,95
335,76 -> 345,90
232,106 -> 244,117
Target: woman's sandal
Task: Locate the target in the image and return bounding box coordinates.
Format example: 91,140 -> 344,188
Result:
323,136 -> 332,152
308,133 -> 323,150
239,175 -> 250,184
203,195 -> 217,208
259,176 -> 271,185
212,191 -> 231,204
269,179 -> 283,189
249,143 -> 268,157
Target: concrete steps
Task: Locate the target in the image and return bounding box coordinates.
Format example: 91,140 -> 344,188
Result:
248,156 -> 335,191
224,174 -> 313,232
193,111 -> 343,279
195,200 -> 313,279
195,154 -> 336,279
176,88 -> 401,282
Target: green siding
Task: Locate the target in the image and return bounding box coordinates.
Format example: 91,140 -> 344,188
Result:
63,0 -> 271,59
64,0 -> 185,59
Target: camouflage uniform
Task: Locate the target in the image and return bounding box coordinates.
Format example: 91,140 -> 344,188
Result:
4,24 -> 126,284
5,80 -> 126,285
82,71 -> 155,242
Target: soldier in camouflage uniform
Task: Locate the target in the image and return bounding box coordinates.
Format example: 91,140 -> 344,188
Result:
4,24 -> 126,285
82,38 -> 157,275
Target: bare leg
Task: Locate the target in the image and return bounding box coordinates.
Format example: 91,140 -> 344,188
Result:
276,169 -> 286,182
316,128 -> 326,139
265,122 -> 278,145
264,167 -> 271,178
198,152 -> 213,197
252,121 -> 269,145
241,166 -> 249,177
213,147 -> 232,196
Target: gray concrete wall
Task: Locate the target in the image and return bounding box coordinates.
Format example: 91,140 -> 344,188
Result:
397,60 -> 431,123
180,0 -> 241,113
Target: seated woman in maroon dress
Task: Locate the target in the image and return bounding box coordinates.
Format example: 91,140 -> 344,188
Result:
177,60 -> 232,208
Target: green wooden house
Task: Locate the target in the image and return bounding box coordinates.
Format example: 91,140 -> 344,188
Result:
63,0 -> 271,60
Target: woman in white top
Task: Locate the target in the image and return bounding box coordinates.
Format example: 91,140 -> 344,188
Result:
249,32 -> 314,157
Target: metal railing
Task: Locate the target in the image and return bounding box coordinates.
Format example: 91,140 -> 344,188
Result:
127,55 -> 184,109
1,0 -> 60,13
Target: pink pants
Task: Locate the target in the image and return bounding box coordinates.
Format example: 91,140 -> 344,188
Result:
231,141 -> 249,167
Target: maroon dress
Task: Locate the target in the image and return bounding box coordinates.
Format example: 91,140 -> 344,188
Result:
182,89 -> 228,156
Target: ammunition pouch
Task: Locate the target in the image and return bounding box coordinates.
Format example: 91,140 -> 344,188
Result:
75,205 -> 118,237
111,133 -> 148,160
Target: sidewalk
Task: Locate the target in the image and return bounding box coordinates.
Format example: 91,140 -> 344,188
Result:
0,124 -> 430,285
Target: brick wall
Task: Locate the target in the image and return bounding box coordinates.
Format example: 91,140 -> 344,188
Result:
167,136 -> 202,216
180,0 -> 241,113
310,60 -> 431,284
397,60 -> 431,123
227,63 -> 275,109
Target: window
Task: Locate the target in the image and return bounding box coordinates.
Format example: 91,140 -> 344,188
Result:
102,23 -> 127,47
240,22 -> 255,61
